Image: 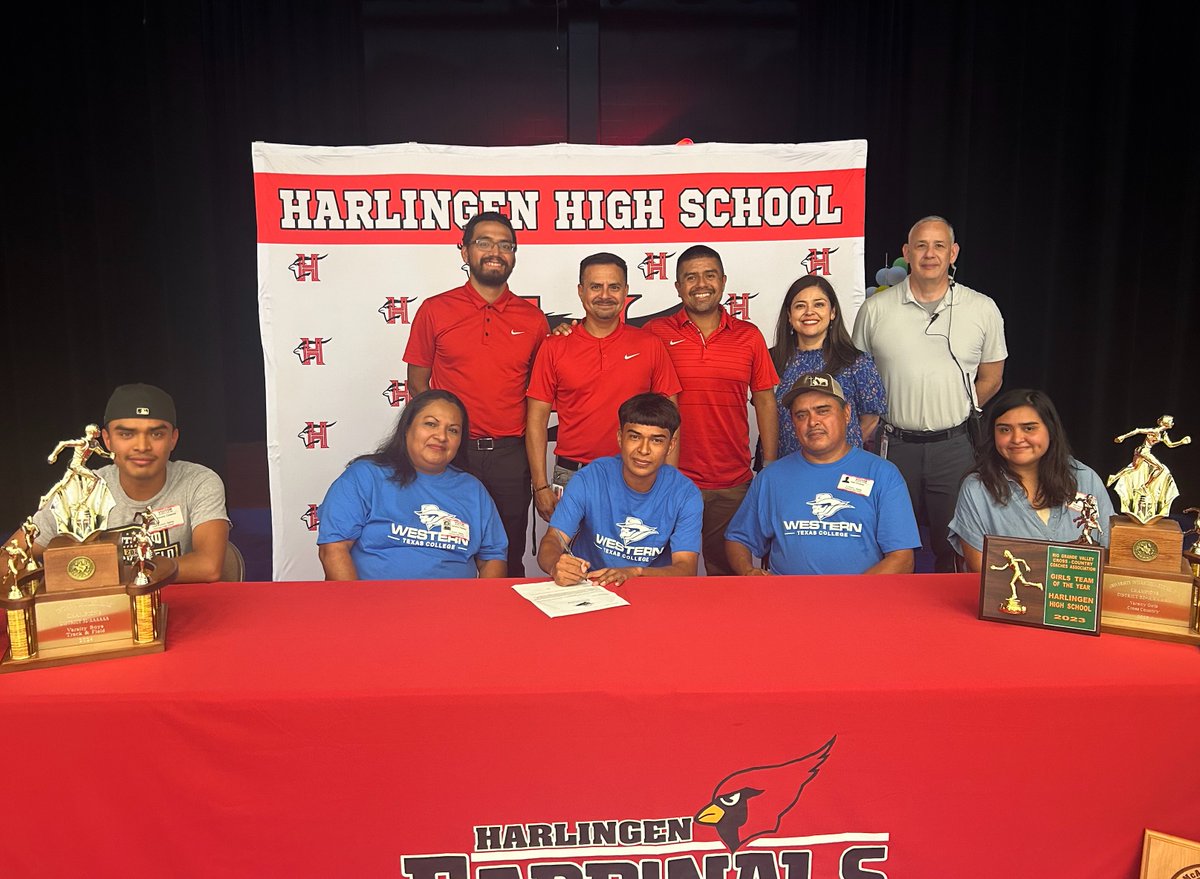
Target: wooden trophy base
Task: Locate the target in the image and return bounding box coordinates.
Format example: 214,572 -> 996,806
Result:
42,533 -> 121,593
1,558 -> 176,674
1108,515 -> 1185,574
1,605 -> 168,673
1100,558 -> 1200,646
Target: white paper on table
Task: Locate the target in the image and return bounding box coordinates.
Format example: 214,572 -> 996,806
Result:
512,580 -> 630,618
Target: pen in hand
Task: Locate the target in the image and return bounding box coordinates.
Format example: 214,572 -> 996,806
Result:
556,533 -> 590,585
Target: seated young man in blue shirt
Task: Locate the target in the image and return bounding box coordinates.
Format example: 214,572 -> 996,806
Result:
537,393 -> 702,587
726,372 -> 920,576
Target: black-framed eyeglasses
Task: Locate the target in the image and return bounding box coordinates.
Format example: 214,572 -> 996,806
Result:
470,238 -> 517,254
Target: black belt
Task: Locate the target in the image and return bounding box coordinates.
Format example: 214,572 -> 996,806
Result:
555,456 -> 585,471
883,421 -> 969,444
466,436 -> 523,451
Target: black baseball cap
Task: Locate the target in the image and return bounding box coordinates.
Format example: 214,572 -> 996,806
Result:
781,372 -> 847,410
103,384 -> 177,428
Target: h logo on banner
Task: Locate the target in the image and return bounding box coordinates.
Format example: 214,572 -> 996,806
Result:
382,380 -> 411,408
802,247 -> 838,276
638,251 -> 675,281
300,504 -> 320,531
379,296 -> 417,325
288,253 -> 326,282
724,292 -> 757,321
298,421 -> 335,449
293,337 -> 331,365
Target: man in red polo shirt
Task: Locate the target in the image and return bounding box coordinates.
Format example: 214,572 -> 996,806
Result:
404,211 -> 549,576
526,252 -> 681,523
644,245 -> 779,575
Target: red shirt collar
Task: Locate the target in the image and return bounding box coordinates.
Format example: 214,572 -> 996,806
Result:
464,279 -> 515,311
573,318 -> 626,340
669,305 -> 731,334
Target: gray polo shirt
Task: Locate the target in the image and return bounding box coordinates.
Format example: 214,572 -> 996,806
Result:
852,278 -> 1007,431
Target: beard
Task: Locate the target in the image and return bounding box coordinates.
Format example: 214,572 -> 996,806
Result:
471,256 -> 513,286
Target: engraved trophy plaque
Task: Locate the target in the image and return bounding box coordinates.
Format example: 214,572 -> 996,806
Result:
977,492 -> 1105,635
978,538 -> 1103,635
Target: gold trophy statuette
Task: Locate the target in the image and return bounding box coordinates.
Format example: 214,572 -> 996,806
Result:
4,541 -> 29,590
1072,494 -> 1101,545
1107,415 -> 1191,525
131,515 -> 157,588
40,425 -> 116,539
3,540 -> 36,661
990,549 -> 1044,615
1183,507 -> 1200,559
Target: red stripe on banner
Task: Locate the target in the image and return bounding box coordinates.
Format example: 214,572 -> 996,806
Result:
253,170 -> 865,244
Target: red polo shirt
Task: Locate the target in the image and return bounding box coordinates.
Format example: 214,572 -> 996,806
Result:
404,282 -> 549,438
527,321 -> 682,463
644,307 -> 778,489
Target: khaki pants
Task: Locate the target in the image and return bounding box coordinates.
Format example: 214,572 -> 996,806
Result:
700,481 -> 750,576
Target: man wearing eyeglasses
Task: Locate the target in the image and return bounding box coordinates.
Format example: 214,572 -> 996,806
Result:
405,210 -> 549,577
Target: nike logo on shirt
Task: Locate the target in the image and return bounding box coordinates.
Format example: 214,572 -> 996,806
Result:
669,339 -> 684,345
624,353 -> 640,360
510,330 -> 525,335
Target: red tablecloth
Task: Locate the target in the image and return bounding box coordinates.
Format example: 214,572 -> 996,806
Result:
3,574 -> 1197,878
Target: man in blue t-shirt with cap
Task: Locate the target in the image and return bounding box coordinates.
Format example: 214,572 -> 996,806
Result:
726,372 -> 919,576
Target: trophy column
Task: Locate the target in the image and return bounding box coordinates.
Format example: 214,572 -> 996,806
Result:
6,603 -> 37,661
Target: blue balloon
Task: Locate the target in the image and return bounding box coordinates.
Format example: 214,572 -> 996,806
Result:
866,286 -> 878,297
887,266 -> 908,286
875,267 -> 890,286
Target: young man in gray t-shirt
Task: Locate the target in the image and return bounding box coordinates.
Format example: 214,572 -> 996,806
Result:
24,383 -> 231,582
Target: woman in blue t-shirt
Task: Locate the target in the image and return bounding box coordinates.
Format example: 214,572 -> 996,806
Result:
948,388 -> 1114,572
317,390 -> 507,581
769,275 -> 886,455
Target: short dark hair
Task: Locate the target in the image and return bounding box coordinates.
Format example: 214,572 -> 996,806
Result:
579,251 -> 627,284
618,393 -> 680,435
676,244 -> 723,276
462,211 -> 516,248
352,389 -> 469,487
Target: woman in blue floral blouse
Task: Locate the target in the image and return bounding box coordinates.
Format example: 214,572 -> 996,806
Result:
770,275 -> 886,455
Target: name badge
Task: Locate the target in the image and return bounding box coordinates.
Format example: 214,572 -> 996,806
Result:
838,474 -> 874,497
148,504 -> 184,532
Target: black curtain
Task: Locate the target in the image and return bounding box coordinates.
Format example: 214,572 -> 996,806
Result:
4,0 -> 1197,532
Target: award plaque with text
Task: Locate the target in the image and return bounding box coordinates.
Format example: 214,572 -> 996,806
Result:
1140,829 -> 1200,879
979,535 -> 1103,635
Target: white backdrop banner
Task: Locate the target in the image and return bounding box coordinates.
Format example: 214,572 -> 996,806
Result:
254,141 -> 867,581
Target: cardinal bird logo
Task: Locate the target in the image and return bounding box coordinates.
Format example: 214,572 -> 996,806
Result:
694,737 -> 836,852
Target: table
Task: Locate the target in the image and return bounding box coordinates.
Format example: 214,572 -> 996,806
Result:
3,574 -> 1197,878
